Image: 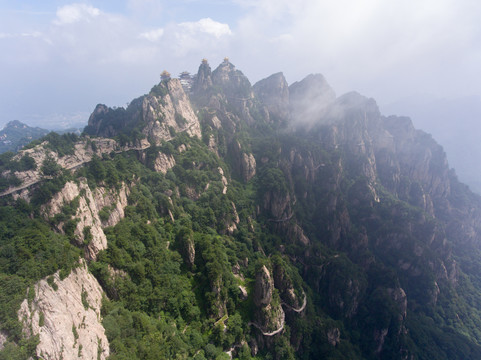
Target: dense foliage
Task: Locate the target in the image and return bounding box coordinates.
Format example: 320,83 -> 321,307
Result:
3,62 -> 481,360
0,197 -> 80,357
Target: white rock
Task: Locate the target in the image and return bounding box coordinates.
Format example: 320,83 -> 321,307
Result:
18,261 -> 109,360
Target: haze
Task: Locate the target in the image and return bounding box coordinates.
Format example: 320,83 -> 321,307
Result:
1,0 -> 481,192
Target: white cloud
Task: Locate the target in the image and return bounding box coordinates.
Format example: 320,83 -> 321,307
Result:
53,3 -> 101,25
230,0 -> 481,103
139,28 -> 165,42
179,18 -> 232,38
3,0 -> 481,129
0,31 -> 42,39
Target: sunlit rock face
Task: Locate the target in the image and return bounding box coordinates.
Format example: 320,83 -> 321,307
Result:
42,180 -> 129,261
86,79 -> 201,145
18,261 -> 109,360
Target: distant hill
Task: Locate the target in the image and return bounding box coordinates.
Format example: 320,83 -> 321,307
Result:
0,120 -> 50,153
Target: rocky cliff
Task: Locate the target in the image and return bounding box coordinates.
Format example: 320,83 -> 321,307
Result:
18,261 -> 109,360
43,180 -> 129,260
86,78 -> 201,145
1,136 -> 144,198
253,265 -> 285,335
253,72 -> 290,124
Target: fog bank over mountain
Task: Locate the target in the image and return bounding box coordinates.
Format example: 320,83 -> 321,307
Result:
382,95 -> 481,194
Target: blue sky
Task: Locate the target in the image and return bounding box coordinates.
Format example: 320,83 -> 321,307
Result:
1,0 -> 481,130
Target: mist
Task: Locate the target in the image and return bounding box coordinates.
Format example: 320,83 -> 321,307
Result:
383,96 -> 481,194
1,0 -> 481,191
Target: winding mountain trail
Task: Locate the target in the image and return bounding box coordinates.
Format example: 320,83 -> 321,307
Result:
281,291 -> 307,313
248,316 -> 285,336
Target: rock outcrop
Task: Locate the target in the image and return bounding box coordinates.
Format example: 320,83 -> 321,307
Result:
141,79 -> 202,144
18,261 -> 109,360
0,331 -> 6,351
191,59 -> 213,94
327,328 -> 341,347
273,261 -> 301,310
253,72 -> 290,123
153,152 -> 176,174
192,58 -> 267,129
86,78 -> 201,146
230,141 -> 256,182
242,153 -> 256,182
43,180 -> 129,260
254,266 -> 274,307
253,265 -> 285,334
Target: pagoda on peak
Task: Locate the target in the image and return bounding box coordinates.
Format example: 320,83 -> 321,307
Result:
160,70 -> 171,81
179,71 -> 193,92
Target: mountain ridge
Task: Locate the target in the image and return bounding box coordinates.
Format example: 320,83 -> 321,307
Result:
1,59 -> 481,359
0,120 -> 50,154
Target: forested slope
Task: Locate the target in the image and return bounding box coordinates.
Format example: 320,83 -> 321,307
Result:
2,59 -> 481,359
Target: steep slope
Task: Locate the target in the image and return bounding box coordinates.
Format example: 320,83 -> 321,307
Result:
18,261 -> 109,360
85,78 -> 201,143
2,59 -> 481,360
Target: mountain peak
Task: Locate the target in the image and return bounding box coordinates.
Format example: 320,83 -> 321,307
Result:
289,73 -> 336,126
5,120 -> 26,129
192,58 -> 213,94
0,120 -> 49,153
253,72 -> 290,123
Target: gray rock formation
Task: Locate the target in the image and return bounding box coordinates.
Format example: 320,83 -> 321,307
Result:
253,72 -> 290,123
230,141 -> 256,183
253,265 -> 285,334
254,266 -> 274,307
153,153 -> 176,174
141,79 -> 201,144
43,180 -> 129,260
0,331 -> 6,351
327,328 -> 340,347
273,261 -> 300,309
289,73 -> 336,127
18,261 -> 109,360
242,153 -> 256,182
191,59 -> 213,94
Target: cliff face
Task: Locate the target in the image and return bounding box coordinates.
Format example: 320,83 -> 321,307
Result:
43,180 -> 129,261
86,78 -> 201,144
253,265 -> 285,334
18,261 -> 109,360
253,72 -> 290,124
141,79 -> 202,144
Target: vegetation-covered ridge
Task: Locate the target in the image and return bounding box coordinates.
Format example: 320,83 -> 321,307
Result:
2,58 -> 481,359
0,120 -> 50,154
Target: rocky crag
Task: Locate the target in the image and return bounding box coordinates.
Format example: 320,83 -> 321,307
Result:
18,261 -> 109,360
